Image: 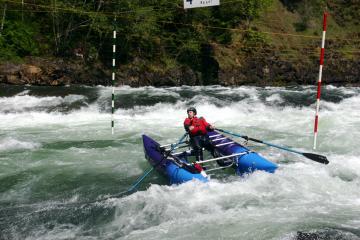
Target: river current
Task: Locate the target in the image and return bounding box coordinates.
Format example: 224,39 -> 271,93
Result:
0,84 -> 359,240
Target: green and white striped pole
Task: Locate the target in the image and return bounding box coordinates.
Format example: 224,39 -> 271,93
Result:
111,19 -> 116,135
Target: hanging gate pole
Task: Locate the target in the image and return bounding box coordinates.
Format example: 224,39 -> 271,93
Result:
313,12 -> 328,150
111,18 -> 116,135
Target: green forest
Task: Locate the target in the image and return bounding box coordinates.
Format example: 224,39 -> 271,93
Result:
0,0 -> 359,86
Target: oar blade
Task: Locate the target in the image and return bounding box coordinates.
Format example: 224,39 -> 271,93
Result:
302,153 -> 329,164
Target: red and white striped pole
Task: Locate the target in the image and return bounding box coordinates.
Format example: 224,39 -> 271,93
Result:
313,12 -> 328,150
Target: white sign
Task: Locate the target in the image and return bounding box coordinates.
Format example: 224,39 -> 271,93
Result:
184,0 -> 220,9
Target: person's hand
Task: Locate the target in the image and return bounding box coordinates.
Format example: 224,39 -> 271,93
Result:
209,125 -> 215,130
189,126 -> 195,131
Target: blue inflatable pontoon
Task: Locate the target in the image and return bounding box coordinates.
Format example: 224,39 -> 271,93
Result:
142,130 -> 277,184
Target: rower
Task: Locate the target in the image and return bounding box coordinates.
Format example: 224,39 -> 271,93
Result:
183,107 -> 215,162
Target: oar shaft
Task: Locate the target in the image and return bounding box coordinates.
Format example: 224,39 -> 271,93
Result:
216,128 -> 328,164
126,133 -> 188,193
217,128 -> 302,154
127,167 -> 155,192
259,140 -> 303,155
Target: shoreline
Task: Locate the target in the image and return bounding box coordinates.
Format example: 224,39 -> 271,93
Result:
1,56 -> 359,87
2,82 -> 359,89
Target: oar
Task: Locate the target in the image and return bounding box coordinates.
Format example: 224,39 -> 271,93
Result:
69,133 -> 189,204
216,128 -> 329,165
124,132 -> 189,194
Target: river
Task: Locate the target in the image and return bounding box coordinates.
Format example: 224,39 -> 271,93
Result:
0,84 -> 359,240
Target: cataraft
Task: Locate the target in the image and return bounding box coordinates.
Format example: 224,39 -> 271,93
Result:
142,130 -> 278,184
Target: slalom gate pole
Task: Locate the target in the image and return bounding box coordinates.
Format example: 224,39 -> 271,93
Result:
313,12 -> 328,150
111,17 -> 116,135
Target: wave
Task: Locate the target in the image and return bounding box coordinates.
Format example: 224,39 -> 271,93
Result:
0,137 -> 41,151
0,85 -> 359,154
110,162 -> 360,239
1,85 -> 359,113
0,94 -> 87,113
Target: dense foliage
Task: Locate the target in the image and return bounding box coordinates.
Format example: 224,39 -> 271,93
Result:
0,0 -> 359,76
0,0 -> 272,65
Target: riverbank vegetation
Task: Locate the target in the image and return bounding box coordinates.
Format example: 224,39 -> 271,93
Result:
0,0 -> 359,86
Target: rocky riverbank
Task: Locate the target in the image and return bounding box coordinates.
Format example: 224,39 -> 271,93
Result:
0,57 -> 110,86
0,55 -> 359,87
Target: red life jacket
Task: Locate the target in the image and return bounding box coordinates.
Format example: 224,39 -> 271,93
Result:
184,116 -> 210,136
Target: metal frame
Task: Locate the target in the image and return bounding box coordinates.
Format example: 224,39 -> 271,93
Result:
158,134 -> 251,173
210,137 -> 228,142
215,141 -> 234,147
164,144 -> 189,152
205,163 -> 235,172
209,134 -> 222,138
195,151 -> 249,164
160,141 -> 187,148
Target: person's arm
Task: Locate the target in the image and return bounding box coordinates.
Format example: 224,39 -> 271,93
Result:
200,117 -> 214,131
184,118 -> 191,132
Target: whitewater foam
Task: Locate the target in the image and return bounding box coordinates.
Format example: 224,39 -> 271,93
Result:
0,137 -> 41,151
0,94 -> 86,113
1,85 -> 360,240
